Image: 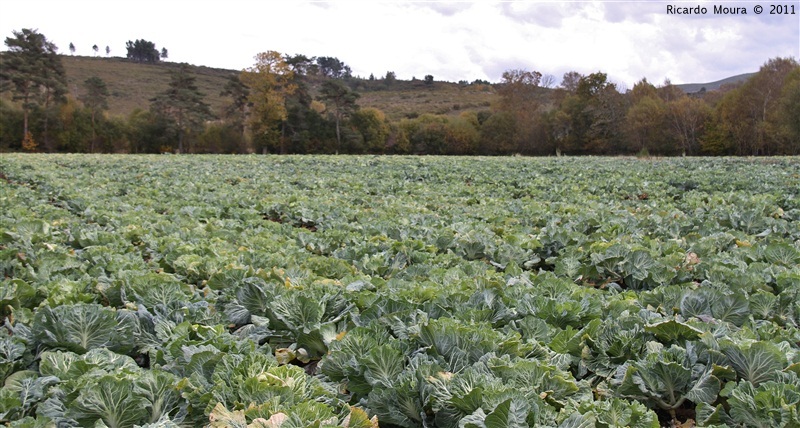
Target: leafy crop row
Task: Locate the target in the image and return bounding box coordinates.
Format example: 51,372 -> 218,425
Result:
1,154 -> 799,427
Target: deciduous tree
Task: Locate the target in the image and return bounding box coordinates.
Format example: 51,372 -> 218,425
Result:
497,68 -> 544,153
625,95 -> 669,154
240,51 -> 296,153
668,96 -> 711,155
350,107 -> 390,153
713,57 -> 799,155
560,71 -> 583,93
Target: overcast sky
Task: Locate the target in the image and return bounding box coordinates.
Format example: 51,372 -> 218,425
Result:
1,1 -> 798,87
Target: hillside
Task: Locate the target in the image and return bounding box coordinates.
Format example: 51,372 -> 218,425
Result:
59,56 -> 498,120
349,79 -> 496,121
675,72 -> 756,93
62,56 -> 238,117
39,56 -> 759,120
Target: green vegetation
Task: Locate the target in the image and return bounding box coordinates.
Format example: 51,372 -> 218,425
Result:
1,155 -> 799,427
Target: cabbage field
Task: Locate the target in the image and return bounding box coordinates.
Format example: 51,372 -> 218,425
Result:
1,154 -> 799,428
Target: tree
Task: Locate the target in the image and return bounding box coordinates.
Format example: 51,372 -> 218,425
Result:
150,64 -> 213,153
424,75 -> 434,85
0,29 -> 67,149
160,48 -> 168,60
553,72 -> 624,154
541,74 -> 557,88
105,46 -> 110,56
385,71 -> 397,85
497,68 -> 544,153
560,71 -> 583,93
80,76 -> 109,152
126,39 -> 160,63
350,107 -> 390,153
316,56 -> 351,79
220,74 -> 250,147
775,67 -> 800,154
712,57 -> 799,155
625,95 -> 669,154
69,42 -> 75,55
240,51 -> 296,153
284,54 -> 315,75
667,96 -> 711,155
92,44 -> 99,56
319,80 -> 360,153
479,111 -> 517,154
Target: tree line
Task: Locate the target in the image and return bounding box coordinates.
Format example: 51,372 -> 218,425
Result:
1,29 -> 798,155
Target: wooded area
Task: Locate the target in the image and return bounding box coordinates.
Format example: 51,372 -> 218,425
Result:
1,29 -> 798,155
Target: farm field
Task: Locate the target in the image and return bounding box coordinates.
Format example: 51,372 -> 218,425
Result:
1,154 -> 799,428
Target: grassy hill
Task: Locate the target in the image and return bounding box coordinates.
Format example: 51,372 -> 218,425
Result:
59,56 -> 498,120
675,72 -> 756,93
62,56 -> 238,117
350,79 -> 496,121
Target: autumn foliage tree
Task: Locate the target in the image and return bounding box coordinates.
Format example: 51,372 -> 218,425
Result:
240,51 -> 297,153
625,79 -> 669,154
668,96 -> 711,155
350,107 -> 390,153
709,57 -> 799,155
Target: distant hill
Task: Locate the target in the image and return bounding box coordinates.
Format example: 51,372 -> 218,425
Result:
58,56 -> 498,120
675,72 -> 756,93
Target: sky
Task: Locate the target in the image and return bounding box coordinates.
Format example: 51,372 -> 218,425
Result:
1,0 -> 798,87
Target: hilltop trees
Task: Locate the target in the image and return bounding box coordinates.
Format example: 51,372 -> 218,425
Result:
0,28 -> 67,150
126,39 -> 161,63
315,56 -> 351,79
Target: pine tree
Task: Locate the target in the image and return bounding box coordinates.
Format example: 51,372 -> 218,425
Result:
81,76 -> 109,152
319,80 -> 359,153
0,29 -> 67,149
150,64 -> 213,153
